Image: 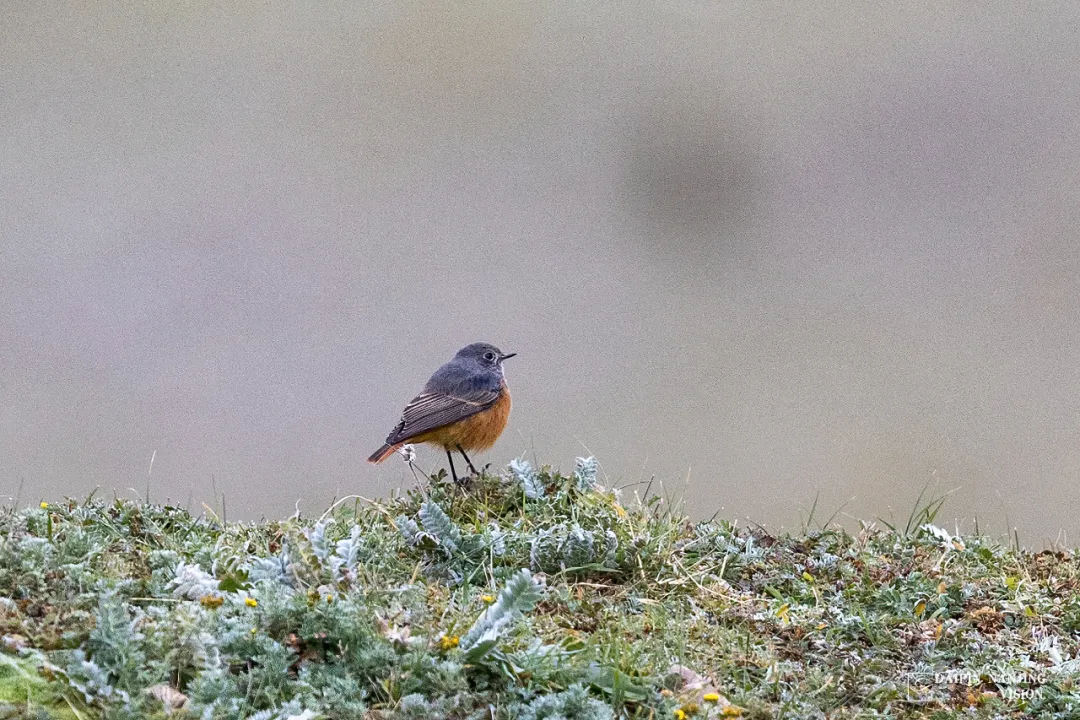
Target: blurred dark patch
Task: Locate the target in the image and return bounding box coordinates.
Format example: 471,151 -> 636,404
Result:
619,109 -> 765,264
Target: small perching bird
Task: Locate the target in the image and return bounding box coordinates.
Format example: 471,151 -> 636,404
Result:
368,342 -> 515,484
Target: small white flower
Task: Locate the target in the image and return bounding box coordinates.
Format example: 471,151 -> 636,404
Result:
399,444 -> 416,463
1048,645 -> 1064,666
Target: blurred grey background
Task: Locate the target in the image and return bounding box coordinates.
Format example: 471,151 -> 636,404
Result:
3,2 -> 1079,543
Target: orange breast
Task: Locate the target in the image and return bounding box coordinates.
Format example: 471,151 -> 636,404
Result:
413,386 -> 512,452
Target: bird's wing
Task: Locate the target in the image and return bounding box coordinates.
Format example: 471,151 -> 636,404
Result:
384,386 -> 501,445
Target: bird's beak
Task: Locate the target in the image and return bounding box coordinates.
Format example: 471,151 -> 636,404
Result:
500,352 -> 516,360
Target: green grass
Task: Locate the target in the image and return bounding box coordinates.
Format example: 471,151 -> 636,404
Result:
0,459 -> 1078,719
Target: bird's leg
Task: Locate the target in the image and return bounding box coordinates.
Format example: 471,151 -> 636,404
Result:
445,449 -> 460,485
456,445 -> 480,476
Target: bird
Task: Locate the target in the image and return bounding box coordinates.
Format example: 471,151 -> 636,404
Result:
368,342 -> 515,484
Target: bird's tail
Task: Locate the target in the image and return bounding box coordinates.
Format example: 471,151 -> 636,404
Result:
367,442 -> 402,464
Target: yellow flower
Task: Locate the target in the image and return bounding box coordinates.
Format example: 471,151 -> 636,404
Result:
480,595 -> 495,604
703,693 -> 720,703
721,707 -> 743,717
250,627 -> 258,635
674,711 -> 687,720
244,597 -> 258,607
439,635 -> 460,651
39,502 -> 48,509
199,595 -> 224,609
325,595 -> 334,603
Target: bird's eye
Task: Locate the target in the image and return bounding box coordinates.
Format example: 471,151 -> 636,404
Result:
483,352 -> 497,362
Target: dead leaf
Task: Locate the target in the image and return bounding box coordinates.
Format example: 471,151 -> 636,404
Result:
147,684 -> 187,711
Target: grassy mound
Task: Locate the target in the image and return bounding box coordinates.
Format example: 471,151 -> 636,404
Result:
0,459 -> 1079,719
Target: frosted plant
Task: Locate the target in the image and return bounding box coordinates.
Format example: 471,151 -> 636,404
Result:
530,527 -> 562,572
562,525 -> 596,569
603,529 -> 619,565
62,650 -> 126,704
329,525 -> 364,582
510,683 -> 613,720
396,514 -> 422,544
418,501 -> 462,552
574,457 -> 598,492
509,458 -> 545,499
170,562 -> 221,600
530,524 -> 616,573
250,549 -> 293,586
245,702 -> 319,720
485,522 -> 507,557
462,568 -> 544,661
306,519 -> 333,564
